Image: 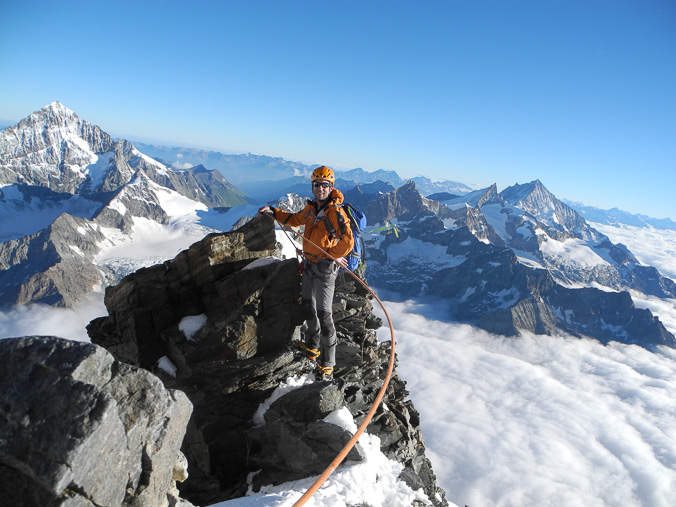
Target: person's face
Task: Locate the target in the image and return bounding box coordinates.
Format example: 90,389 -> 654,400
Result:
312,179 -> 333,202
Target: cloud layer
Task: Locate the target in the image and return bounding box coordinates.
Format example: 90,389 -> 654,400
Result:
375,300 -> 676,507
0,294 -> 107,342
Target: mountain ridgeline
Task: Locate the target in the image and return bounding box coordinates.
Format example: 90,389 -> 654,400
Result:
358,180 -> 675,349
0,102 -> 247,306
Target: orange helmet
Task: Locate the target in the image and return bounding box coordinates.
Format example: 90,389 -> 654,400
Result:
311,165 -> 335,183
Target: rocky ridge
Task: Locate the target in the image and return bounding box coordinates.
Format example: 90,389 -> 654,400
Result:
87,216 -> 447,506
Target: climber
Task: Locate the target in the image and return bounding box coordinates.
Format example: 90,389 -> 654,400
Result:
258,166 -> 354,382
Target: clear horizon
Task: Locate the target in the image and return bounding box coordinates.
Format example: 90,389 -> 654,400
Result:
1,0 -> 674,221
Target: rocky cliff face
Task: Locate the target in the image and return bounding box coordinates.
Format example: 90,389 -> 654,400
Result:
0,335 -> 193,507
0,213 -> 114,307
87,216 -> 448,506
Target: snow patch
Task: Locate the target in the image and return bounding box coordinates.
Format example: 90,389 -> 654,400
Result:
157,356 -> 177,377
151,179 -> 208,220
539,236 -> 610,268
85,150 -> 115,187
387,237 -> 466,268
242,256 -> 281,271
179,314 -> 208,342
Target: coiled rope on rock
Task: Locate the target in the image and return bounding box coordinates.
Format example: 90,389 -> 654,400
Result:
260,212 -> 396,507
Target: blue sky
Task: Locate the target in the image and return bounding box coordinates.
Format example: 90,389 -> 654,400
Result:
1,0 -> 674,220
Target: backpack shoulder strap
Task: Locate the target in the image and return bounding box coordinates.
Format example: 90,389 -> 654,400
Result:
321,204 -> 347,240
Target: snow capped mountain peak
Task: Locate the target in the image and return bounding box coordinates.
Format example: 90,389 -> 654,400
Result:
499,179 -> 553,211
0,102 -> 116,193
44,100 -> 74,115
20,101 -> 90,133
496,180 -> 599,240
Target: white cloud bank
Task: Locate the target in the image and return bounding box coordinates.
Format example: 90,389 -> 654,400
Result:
0,294 -> 106,342
591,222 -> 676,281
374,299 -> 676,507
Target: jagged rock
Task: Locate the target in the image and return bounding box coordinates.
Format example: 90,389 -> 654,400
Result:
89,216 -> 449,506
248,382 -> 366,488
0,336 -> 193,507
364,180 -> 438,226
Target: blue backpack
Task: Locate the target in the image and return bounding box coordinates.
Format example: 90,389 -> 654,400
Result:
322,202 -> 367,271
342,203 -> 367,271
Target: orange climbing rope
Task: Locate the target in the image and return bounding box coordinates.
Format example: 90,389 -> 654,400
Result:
260,212 -> 396,507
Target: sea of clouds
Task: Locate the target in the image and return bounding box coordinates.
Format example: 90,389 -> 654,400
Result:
373,300 -> 676,507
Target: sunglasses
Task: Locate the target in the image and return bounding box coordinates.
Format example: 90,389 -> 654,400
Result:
312,181 -> 332,188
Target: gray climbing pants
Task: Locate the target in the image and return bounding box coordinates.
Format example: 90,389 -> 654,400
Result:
301,259 -> 339,367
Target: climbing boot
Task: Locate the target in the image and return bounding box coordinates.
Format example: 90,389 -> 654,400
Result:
291,340 -> 320,361
315,365 -> 334,382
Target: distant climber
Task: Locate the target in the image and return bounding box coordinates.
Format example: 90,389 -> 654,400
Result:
258,166 -> 354,381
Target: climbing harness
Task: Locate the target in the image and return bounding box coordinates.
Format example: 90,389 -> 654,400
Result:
260,211 -> 396,507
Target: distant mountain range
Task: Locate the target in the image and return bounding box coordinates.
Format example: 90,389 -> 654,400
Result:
563,199 -> 676,231
1,102 -> 674,350
354,180 -> 675,348
133,142 -> 676,231
133,142 -> 476,199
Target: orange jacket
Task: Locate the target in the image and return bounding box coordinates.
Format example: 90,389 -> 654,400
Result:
272,189 -> 354,263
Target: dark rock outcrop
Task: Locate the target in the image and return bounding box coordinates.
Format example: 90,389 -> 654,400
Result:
88,216 -> 448,506
248,381 -> 366,487
0,335 -> 193,507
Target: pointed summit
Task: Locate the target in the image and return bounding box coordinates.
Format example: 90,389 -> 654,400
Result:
365,180 -> 439,225
499,179 -> 555,214
499,180 -> 597,238
20,101 -> 91,133
0,102 -> 116,193
44,100 -> 73,114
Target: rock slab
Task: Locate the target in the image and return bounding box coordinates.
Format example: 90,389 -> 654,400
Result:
0,336 -> 193,507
